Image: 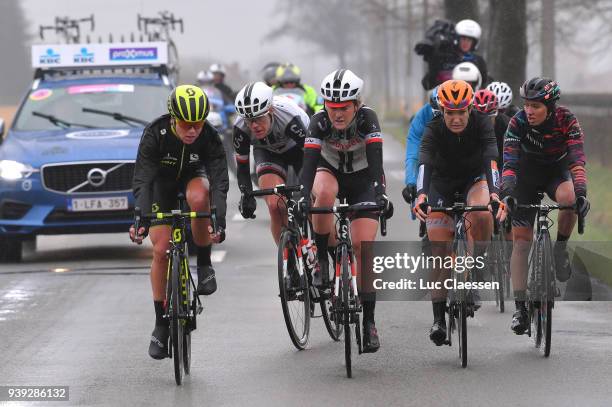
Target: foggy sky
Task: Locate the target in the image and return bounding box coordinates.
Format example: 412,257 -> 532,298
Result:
20,0 -> 612,95
21,0 -> 335,87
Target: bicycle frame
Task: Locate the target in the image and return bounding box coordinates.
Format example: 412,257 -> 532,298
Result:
333,214 -> 358,300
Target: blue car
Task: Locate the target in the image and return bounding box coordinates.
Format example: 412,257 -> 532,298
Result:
0,43 -> 172,262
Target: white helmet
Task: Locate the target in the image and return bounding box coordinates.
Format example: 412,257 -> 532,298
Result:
486,81 -> 513,109
196,70 -> 213,85
455,19 -> 482,49
209,63 -> 226,75
452,62 -> 482,91
235,82 -> 273,119
320,69 -> 363,104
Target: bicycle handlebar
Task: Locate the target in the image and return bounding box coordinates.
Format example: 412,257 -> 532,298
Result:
516,201 -> 584,235
247,184 -> 302,198
133,206 -> 217,238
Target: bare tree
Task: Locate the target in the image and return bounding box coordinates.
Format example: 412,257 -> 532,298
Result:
487,0 -> 527,104
444,0 -> 479,22
265,0 -> 365,67
541,0 -> 555,78
0,0 -> 31,105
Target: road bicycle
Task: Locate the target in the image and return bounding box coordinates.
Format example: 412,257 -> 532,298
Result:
247,184 -> 340,349
514,192 -> 584,357
419,195 -> 493,368
309,201 -> 386,378
134,195 -> 216,385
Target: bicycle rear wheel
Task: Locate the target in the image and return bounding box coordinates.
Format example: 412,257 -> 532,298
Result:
340,245 -> 352,378
278,230 -> 310,349
457,301 -> 467,368
170,254 -> 184,385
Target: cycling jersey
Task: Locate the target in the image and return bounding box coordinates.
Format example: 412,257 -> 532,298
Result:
133,114 -> 229,228
493,113 -> 510,168
301,105 -> 385,198
417,110 -> 499,196
405,104 -> 436,185
233,97 -> 309,191
502,106 -> 587,197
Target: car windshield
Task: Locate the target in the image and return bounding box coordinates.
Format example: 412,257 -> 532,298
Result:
14,83 -> 169,131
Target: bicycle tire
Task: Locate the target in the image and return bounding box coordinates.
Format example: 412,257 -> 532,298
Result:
170,253 -> 184,385
543,301 -> 552,357
495,236 -> 507,313
340,244 -> 352,378
277,230 -> 310,349
183,259 -> 192,375
321,254 -> 341,341
458,301 -> 467,368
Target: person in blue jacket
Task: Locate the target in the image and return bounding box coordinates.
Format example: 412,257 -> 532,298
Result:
403,86 -> 440,205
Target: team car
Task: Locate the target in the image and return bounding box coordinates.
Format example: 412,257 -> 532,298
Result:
0,42 -> 173,261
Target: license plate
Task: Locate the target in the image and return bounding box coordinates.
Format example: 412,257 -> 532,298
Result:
70,196 -> 128,212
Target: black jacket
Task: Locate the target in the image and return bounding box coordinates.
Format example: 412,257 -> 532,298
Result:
133,114 -> 229,227
418,110 -> 498,194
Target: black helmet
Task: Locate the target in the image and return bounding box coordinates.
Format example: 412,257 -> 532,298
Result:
520,77 -> 560,103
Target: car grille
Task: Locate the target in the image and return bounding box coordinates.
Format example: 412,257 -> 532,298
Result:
42,162 -> 135,194
44,208 -> 133,223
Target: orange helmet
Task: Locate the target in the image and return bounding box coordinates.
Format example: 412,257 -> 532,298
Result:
437,80 -> 474,111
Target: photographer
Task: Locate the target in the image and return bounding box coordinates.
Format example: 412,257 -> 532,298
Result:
415,19 -> 488,90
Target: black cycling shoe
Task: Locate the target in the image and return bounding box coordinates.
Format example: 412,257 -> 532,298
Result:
148,325 -> 170,360
362,321 -> 380,353
554,246 -> 572,282
429,320 -> 447,346
197,265 -> 217,295
511,308 -> 529,335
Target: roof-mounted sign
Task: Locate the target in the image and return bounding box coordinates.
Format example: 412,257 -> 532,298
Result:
31,42 -> 168,68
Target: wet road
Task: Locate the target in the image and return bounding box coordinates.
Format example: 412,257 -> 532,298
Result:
1,134 -> 611,406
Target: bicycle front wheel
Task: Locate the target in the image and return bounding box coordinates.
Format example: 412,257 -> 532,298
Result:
321,252 -> 341,341
170,254 -> 184,385
339,244 -> 352,378
494,236 -> 507,313
278,230 -> 310,350
543,301 -> 552,357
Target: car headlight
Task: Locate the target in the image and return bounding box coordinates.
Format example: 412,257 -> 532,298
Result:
0,160 -> 37,180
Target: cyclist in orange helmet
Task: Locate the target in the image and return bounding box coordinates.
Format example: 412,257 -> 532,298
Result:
413,79 -> 504,346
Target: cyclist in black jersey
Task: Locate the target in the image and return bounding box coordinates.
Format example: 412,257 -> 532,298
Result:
300,69 -> 393,353
130,85 -> 229,359
413,80 -> 504,346
233,81 -> 309,243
